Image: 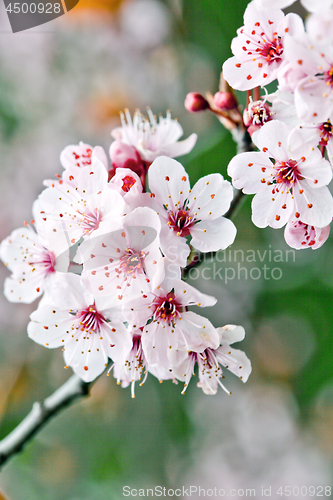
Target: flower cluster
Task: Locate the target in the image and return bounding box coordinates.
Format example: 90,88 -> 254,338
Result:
187,1 -> 333,250
223,1 -> 333,250
0,110 -> 251,396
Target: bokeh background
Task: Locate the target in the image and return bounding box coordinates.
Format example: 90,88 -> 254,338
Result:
0,0 -> 332,498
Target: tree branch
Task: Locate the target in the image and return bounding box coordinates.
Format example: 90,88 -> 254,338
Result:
0,374 -> 91,469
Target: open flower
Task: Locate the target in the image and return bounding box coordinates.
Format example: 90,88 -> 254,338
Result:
126,278 -> 219,369
171,324 -> 252,395
0,226 -> 67,304
110,108 -> 197,165
36,158 -> 125,256
110,330 -> 174,398
228,120 -> 333,229
284,36 -> 333,122
28,273 -> 131,382
223,2 -> 304,91
148,156 -> 236,267
79,207 -> 164,301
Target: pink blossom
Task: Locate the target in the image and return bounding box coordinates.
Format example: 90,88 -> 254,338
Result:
108,167 -> 147,211
28,273 -> 131,382
0,226 -> 67,304
171,325 -> 251,395
36,158 -> 125,255
148,156 -> 236,267
284,220 -> 330,249
78,207 -> 164,301
60,142 -> 108,171
296,119 -> 333,167
127,279 -> 219,369
110,108 -> 197,164
111,331 -> 148,397
184,92 -> 210,113
223,2 -> 304,91
110,330 -> 174,398
109,141 -> 146,185
44,143 -> 109,189
284,36 -> 333,122
228,120 -> 333,229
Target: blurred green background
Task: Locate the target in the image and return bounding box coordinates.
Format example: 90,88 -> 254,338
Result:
0,0 -> 332,499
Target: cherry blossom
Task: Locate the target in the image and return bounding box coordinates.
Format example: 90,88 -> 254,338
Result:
28,273 -> 131,382
148,156 -> 236,267
78,207 -> 164,301
171,325 -> 252,395
110,331 -> 148,397
284,220 -> 331,249
284,36 -> 333,123
110,108 -> 197,165
44,143 -> 109,189
126,278 -> 219,369
0,226 -> 66,304
60,142 -> 108,171
109,141 -> 146,185
223,2 -> 304,91
36,158 -> 125,256
228,121 -> 333,229
110,330 -> 174,398
108,167 -> 147,211
296,119 -> 333,167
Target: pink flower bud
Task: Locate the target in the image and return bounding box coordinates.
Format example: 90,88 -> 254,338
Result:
109,140 -> 146,184
110,141 -> 139,168
213,91 -> 237,111
184,92 -> 209,113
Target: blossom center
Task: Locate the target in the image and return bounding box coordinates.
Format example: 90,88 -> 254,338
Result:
258,37 -> 283,65
319,120 -> 333,145
153,293 -> 182,322
324,66 -> 333,87
247,99 -> 271,126
274,160 -> 303,187
118,249 -> 145,275
78,208 -> 101,235
29,249 -> 55,274
168,209 -> 194,236
75,303 -> 104,333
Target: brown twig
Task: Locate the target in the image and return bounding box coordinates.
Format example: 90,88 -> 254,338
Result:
0,375 -> 92,469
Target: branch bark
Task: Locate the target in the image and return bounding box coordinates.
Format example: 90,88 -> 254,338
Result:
0,375 -> 91,469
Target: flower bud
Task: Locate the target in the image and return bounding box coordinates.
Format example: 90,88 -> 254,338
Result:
213,91 -> 237,111
184,92 -> 209,113
109,140 -> 146,183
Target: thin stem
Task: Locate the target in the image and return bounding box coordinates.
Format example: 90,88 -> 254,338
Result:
0,375 -> 92,469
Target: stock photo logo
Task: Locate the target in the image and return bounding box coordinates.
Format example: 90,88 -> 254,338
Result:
3,0 -> 80,33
